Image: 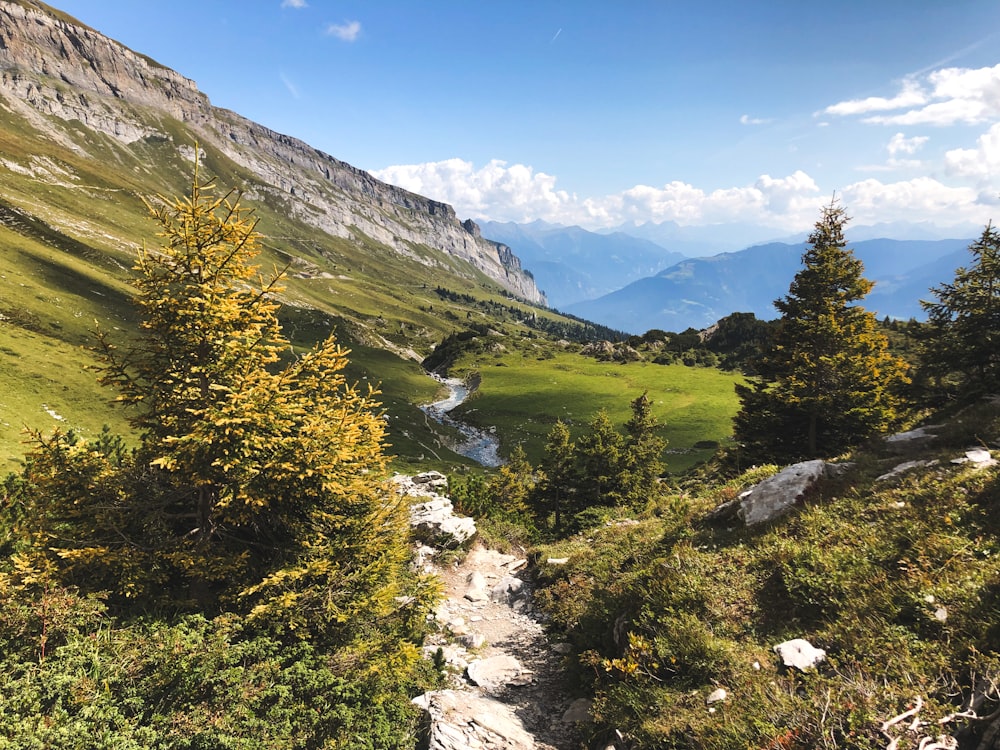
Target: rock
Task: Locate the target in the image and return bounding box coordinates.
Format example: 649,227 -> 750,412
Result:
774,638 -> 826,671
951,448 -> 997,468
552,642 -> 573,655
413,690 -> 534,750
489,575 -> 524,604
408,496 -> 477,547
456,633 -> 486,649
467,655 -> 531,690
562,698 -> 593,723
412,470 -> 448,489
738,460 -> 828,526
877,459 -> 939,482
464,571 -> 489,602
546,557 -> 570,565
706,688 -> 728,705
885,425 -> 942,453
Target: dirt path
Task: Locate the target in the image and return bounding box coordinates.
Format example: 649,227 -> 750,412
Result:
420,543 -> 588,749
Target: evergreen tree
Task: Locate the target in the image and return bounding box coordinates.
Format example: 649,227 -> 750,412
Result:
733,201 -> 909,462
487,444 -> 536,524
920,223 -> 1000,398
536,420 -> 575,531
617,392 -> 666,505
20,166 -> 412,636
574,409 -> 624,508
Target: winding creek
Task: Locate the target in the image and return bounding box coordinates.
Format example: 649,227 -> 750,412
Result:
420,374 -> 503,467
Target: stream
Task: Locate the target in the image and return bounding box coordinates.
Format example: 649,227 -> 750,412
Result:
420,374 -> 503,467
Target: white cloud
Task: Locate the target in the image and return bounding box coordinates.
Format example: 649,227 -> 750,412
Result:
326,20 -> 361,42
823,78 -> 927,116
281,0 -> 307,8
370,159 -> 825,230
945,122 -> 1000,178
840,177 -> 984,226
824,64 -> 1000,127
740,114 -> 770,126
887,132 -> 929,157
370,157 -> 1000,233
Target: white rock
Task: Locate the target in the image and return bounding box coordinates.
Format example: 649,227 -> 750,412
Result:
934,607 -> 948,622
706,688 -> 728,704
547,557 -> 569,565
739,460 -> 827,526
467,655 -> 529,691
774,638 -> 826,671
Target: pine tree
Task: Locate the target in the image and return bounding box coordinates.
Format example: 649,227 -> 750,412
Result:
617,392 -> 666,505
536,420 -> 575,531
487,444 -> 536,524
920,223 -> 1000,398
20,165 -> 411,633
733,201 -> 909,462
574,409 -> 624,508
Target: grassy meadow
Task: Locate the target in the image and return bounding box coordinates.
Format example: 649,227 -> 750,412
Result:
447,345 -> 744,474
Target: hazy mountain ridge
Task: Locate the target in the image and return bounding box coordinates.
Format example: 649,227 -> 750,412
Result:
477,219 -> 685,308
565,237 -> 974,333
0,0 -> 544,304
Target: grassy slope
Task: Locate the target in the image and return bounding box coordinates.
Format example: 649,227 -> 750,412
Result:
0,102 -> 540,470
448,345 -> 744,474
533,401 -> 1000,749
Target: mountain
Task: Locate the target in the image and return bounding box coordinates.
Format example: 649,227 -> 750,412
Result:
0,1 -> 543,306
565,237 -> 973,333
0,0 -> 558,468
477,219 -> 685,308
602,219 -> 791,257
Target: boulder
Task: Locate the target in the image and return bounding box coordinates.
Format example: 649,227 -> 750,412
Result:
463,571 -> 489,602
413,690 -> 534,750
738,460 -> 827,526
408,496 -> 477,547
467,655 -> 531,691
774,638 -> 826,671
885,425 -> 942,453
489,575 -> 524,604
951,448 -> 997,468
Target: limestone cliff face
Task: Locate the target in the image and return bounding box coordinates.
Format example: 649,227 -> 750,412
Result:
0,1 -> 545,304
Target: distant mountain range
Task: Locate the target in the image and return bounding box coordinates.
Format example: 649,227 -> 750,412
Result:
562,237 -> 973,334
477,220 -> 685,309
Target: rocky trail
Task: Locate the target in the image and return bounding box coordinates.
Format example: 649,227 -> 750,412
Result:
401,473 -> 592,750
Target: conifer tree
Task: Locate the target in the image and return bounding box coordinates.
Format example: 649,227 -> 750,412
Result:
487,444 -> 536,524
536,420 -> 575,531
617,392 -> 666,504
574,409 -> 624,508
920,223 -> 1000,398
733,201 -> 908,462
21,164 -> 411,632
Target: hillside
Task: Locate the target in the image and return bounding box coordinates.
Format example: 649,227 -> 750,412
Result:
0,0 -> 560,470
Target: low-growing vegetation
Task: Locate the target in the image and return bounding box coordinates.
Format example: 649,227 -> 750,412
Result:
530,401 -> 1000,749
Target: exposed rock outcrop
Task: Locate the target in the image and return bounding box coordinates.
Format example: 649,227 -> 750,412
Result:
0,1 -> 545,305
708,459 -> 831,527
394,472 -> 477,548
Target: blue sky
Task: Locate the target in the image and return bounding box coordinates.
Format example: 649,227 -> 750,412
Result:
53,1 -> 1000,234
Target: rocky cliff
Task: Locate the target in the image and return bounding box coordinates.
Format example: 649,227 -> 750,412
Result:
0,0 -> 545,304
